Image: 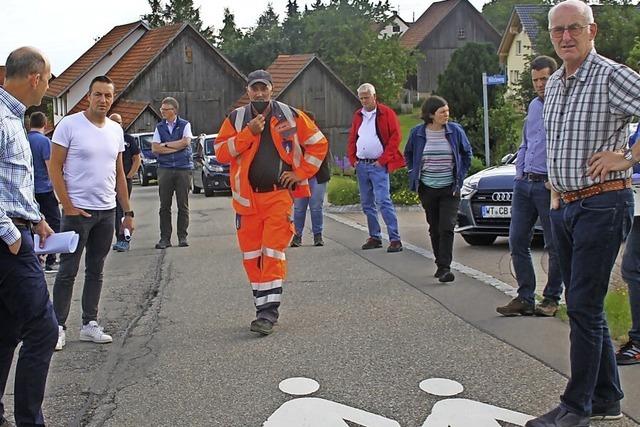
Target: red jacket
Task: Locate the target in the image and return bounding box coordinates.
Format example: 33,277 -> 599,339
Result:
347,102 -> 406,172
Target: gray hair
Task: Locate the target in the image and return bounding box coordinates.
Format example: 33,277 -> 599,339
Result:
161,97 -> 179,111
5,47 -> 47,80
549,0 -> 594,25
357,83 -> 376,95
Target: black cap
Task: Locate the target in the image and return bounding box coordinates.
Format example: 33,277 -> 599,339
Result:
247,69 -> 272,87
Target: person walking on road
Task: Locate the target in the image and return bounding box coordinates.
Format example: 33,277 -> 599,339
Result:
497,56 -> 563,317
50,75 -> 135,351
215,70 -> 328,335
151,97 -> 193,249
27,111 -> 61,273
347,83 -> 405,253
525,1 -> 640,425
109,113 -> 141,252
404,96 -> 472,283
291,111 -> 331,247
0,46 -> 58,427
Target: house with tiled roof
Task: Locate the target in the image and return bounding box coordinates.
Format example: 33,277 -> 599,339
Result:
47,21 -> 246,134
375,12 -> 412,38
234,54 -> 360,158
400,0 -> 501,96
497,5 -> 550,93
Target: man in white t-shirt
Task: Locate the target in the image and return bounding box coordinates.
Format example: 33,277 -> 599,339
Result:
49,75 -> 135,351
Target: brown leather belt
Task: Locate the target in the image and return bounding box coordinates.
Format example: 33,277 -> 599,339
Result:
10,217 -> 31,228
561,178 -> 631,204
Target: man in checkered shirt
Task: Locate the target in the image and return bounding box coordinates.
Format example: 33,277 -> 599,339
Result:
526,1 -> 640,426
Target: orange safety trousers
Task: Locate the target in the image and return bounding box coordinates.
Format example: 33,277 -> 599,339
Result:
236,190 -> 294,322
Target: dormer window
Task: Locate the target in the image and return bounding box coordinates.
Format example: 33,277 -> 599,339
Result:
392,24 -> 400,33
458,28 -> 466,39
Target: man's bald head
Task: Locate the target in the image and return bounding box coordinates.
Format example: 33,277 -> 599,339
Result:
5,47 -> 48,81
109,113 -> 122,124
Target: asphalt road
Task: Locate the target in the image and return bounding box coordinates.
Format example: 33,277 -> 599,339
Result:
3,186 -> 639,426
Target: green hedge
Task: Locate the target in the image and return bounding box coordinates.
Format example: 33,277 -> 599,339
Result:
327,176 -> 360,205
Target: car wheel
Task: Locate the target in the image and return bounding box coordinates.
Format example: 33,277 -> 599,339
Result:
193,184 -> 201,194
461,234 -> 497,246
204,188 -> 215,197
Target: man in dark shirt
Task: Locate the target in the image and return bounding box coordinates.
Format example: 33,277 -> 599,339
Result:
28,111 -> 61,272
109,113 -> 141,252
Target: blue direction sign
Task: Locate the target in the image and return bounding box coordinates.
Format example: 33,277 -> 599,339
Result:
486,74 -> 507,85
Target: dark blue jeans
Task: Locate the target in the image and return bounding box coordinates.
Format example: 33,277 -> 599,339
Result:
509,179 -> 563,304
621,218 -> 640,342
114,178 -> 133,241
35,191 -> 60,267
0,227 -> 58,427
550,189 -> 633,416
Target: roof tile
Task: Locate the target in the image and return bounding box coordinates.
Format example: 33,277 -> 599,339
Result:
400,0 -> 460,49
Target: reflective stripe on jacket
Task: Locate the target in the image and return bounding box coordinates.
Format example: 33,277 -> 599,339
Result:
215,101 -> 328,215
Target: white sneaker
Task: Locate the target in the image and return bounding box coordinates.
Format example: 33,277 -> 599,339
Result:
79,321 -> 113,344
55,326 -> 65,351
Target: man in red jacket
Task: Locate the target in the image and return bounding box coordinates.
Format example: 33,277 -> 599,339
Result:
347,83 -> 405,252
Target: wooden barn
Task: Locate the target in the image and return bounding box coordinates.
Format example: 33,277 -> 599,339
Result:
400,0 -> 501,97
234,54 -> 360,159
46,21 -> 246,134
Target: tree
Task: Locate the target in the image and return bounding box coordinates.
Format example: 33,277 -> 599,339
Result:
141,0 -> 215,43
282,0 -> 304,52
217,8 -> 243,52
628,37 -> 640,71
142,0 -> 165,27
481,0 -> 545,35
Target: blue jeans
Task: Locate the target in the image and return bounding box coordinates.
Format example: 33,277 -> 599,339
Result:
0,227 -> 58,427
550,189 -> 633,416
293,177 -> 326,236
355,162 -> 400,242
509,179 -> 563,304
621,218 -> 640,342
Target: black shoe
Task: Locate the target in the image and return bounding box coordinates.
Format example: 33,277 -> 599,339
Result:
155,241 -> 172,249
45,263 -> 58,274
313,233 -> 324,246
616,339 -> 640,365
434,267 -> 446,278
525,406 -> 590,427
387,241 -> 403,253
496,297 -> 534,316
250,319 -> 274,335
361,237 -> 382,250
438,270 -> 455,282
178,239 -> 189,247
291,234 -> 302,247
535,298 -> 559,317
591,400 -> 622,420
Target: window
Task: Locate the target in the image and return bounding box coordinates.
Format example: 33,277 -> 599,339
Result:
458,28 -> 466,39
392,24 -> 400,33
184,46 -> 193,64
516,41 -> 522,55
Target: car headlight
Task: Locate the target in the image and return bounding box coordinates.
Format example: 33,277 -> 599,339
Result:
143,157 -> 157,165
460,179 -> 478,198
206,164 -> 225,173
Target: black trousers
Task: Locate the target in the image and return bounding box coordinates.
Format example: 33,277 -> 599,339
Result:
35,191 -> 60,266
418,183 -> 460,270
114,178 -> 133,241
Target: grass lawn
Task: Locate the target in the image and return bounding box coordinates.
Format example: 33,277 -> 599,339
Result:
398,108 -> 422,150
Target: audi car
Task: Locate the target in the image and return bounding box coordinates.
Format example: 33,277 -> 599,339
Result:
191,133 -> 230,197
456,154 -> 543,246
130,132 -> 158,186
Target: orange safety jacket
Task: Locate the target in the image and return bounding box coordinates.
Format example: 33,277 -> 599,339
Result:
215,101 -> 329,215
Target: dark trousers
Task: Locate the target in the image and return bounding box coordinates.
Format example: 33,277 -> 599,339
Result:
509,179 -> 563,304
53,209 -> 115,328
550,189 -> 633,416
157,168 -> 191,242
35,191 -> 61,266
418,183 -> 460,270
114,178 -> 133,241
0,228 -> 58,427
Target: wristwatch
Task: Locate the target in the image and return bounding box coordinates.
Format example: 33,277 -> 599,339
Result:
623,148 -> 636,163
124,211 -> 135,218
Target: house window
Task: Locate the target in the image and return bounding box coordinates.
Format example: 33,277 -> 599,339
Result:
185,46 -> 193,64
510,70 -> 521,84
516,41 -> 522,55
458,28 -> 466,39
392,24 -> 400,33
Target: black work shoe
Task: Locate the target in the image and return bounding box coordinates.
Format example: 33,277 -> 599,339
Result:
250,319 -> 274,335
525,406 -> 590,427
616,339 -> 640,365
434,267 -> 446,278
155,241 -> 172,249
291,234 -> 302,247
591,400 -> 622,420
313,233 -> 324,246
535,298 -> 559,317
496,297 -> 534,316
387,241 -> 403,253
178,239 -> 189,247
438,270 -> 455,282
361,237 -> 382,250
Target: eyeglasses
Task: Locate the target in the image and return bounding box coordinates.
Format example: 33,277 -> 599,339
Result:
160,107 -> 175,112
549,23 -> 591,38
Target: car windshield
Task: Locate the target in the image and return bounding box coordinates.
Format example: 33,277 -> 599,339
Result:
139,134 -> 154,151
205,138 -> 216,156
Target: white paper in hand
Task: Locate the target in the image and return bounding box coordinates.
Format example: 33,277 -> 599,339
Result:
33,231 -> 79,254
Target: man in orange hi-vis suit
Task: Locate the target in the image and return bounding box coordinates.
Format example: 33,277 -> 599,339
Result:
215,70 -> 328,335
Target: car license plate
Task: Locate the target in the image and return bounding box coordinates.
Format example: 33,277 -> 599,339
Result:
482,205 -> 511,218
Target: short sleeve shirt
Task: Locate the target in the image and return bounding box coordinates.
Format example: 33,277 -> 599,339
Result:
27,131 -> 53,193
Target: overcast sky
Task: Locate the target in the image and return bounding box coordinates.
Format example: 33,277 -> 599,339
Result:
1,0 -> 490,75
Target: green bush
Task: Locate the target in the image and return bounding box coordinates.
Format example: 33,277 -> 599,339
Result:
389,168 -> 409,193
391,188 -> 420,205
327,176 -> 360,205
468,156 -> 485,176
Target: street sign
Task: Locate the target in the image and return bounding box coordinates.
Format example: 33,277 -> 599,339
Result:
486,74 -> 507,85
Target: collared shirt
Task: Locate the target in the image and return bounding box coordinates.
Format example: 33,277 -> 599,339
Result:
0,86 -> 42,245
28,130 -> 54,193
544,50 -> 640,192
151,120 -> 192,143
516,97 -> 548,178
356,108 -> 384,160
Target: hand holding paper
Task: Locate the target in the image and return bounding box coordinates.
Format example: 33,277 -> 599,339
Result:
33,231 -> 79,255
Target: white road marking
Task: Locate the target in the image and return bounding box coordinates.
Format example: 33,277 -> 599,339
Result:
279,377 -> 320,396
419,378 -> 464,396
